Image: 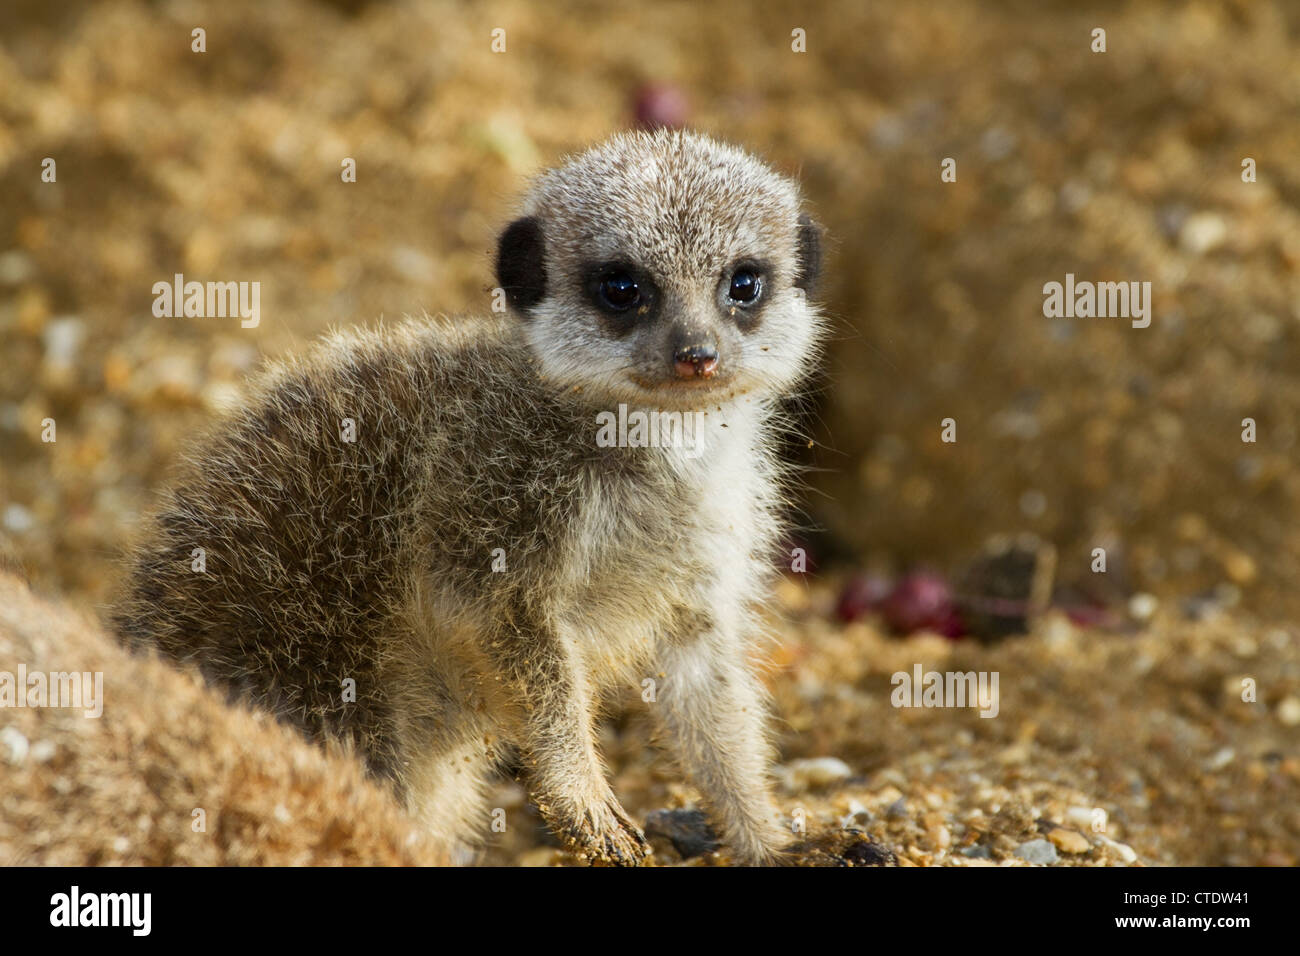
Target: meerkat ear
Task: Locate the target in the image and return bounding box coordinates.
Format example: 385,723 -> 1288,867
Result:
496,216 -> 548,314
794,213 -> 823,295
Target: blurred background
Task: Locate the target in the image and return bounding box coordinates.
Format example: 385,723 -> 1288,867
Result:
2,0 -> 1298,622
1,0 -> 1298,865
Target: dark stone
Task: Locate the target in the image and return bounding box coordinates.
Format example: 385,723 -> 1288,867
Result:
643,808 -> 721,860
786,828 -> 898,867
955,533 -> 1056,640
841,834 -> 896,866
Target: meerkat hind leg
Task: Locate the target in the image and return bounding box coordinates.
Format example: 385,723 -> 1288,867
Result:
399,712 -> 500,864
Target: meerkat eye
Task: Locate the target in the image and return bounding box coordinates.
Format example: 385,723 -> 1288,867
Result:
727,268 -> 762,304
598,272 -> 641,311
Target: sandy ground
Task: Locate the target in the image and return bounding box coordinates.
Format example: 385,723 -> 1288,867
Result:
0,0 -> 1296,865
479,578 -> 1300,866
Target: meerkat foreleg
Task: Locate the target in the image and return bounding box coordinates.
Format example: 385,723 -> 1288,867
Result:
486,615 -> 651,866
654,638 -> 788,864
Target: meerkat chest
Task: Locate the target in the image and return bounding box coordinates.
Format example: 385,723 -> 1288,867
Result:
558,428 -> 774,677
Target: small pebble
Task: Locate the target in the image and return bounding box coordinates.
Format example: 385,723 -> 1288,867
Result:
1222,550 -> 1258,586
775,756 -> 853,792
1065,805 -> 1102,830
980,126 -> 1017,161
1230,634 -> 1256,658
930,824 -> 952,849
961,844 -> 992,859
1179,212 -> 1227,255
0,249 -> 34,285
874,784 -> 904,805
1206,747 -> 1235,771
3,504 -> 34,534
1018,488 -> 1047,518
1047,827 -> 1091,854
839,799 -> 872,828
1101,836 -> 1139,863
1276,696 -> 1300,727
1128,593 -> 1159,622
42,316 -> 85,368
1014,838 -> 1058,864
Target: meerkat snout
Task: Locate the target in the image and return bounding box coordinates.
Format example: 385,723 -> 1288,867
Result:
673,343 -> 719,379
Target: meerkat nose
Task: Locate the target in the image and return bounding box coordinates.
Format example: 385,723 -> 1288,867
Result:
673,344 -> 719,379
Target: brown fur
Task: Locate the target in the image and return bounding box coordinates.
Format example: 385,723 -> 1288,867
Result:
111,129 -> 825,864
0,572 -> 442,865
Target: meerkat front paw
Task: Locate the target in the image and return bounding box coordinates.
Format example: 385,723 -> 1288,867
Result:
556,798 -> 652,866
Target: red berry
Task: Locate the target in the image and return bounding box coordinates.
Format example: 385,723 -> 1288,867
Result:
836,573 -> 892,623
633,83 -> 689,130
880,571 -> 965,638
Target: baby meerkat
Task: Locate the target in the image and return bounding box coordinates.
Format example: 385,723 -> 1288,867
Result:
113,129 -> 825,865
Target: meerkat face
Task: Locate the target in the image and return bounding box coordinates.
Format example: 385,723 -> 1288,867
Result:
496,130 -> 823,411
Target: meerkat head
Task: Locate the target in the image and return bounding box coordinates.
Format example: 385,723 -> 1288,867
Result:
495,129 -> 823,410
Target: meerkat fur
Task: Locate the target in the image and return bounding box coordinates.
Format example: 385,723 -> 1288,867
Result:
112,128 -> 825,865
0,571 -> 443,866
